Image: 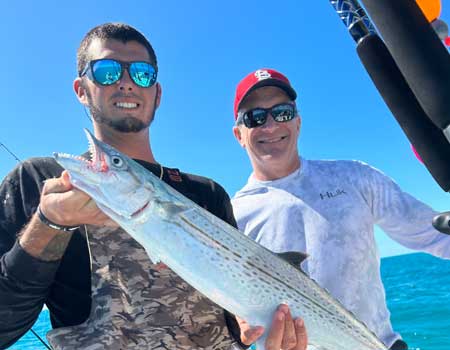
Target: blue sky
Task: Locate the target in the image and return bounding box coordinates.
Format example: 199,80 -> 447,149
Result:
1,0 -> 449,257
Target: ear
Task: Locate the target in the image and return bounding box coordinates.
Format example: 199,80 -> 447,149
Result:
74,77 -> 88,106
155,82 -> 162,109
296,114 -> 301,132
233,125 -> 246,148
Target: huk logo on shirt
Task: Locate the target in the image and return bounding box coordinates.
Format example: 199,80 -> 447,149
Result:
320,189 -> 347,200
254,69 -> 271,81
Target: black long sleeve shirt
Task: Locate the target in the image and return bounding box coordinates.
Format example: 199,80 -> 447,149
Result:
0,157 -> 241,349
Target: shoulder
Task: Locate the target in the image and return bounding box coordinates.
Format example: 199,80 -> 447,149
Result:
306,158 -> 372,172
175,169 -> 229,201
232,159 -> 375,199
0,157 -> 64,240
306,158 -> 389,180
2,157 -> 63,188
307,159 -> 402,205
167,168 -> 236,226
162,167 -> 231,206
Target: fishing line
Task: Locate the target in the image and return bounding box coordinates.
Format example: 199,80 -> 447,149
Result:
29,328 -> 52,350
0,141 -> 21,162
83,106 -> 92,122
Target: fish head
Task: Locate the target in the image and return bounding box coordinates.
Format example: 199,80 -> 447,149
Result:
54,129 -> 157,224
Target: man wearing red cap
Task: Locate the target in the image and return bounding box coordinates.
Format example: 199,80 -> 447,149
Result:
231,68 -> 450,350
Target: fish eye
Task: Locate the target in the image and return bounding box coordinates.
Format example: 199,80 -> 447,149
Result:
111,155 -> 124,168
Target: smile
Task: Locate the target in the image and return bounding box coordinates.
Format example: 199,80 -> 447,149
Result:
114,102 -> 139,109
258,136 -> 287,144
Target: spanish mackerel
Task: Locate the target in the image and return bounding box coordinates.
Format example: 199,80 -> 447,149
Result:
54,129 -> 387,350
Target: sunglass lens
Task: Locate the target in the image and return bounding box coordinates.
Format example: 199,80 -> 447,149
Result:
92,60 -> 122,85
245,109 -> 267,128
129,62 -> 157,88
272,105 -> 295,122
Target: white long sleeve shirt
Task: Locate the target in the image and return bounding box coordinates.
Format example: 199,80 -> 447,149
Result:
231,158 -> 450,347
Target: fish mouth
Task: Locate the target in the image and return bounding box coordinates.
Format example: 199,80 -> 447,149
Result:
131,201 -> 150,217
55,129 -> 153,221
53,130 -> 107,171
100,199 -> 150,221
85,130 -> 109,172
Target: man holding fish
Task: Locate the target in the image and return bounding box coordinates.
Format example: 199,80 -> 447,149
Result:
231,68 -> 450,350
0,24 -> 307,350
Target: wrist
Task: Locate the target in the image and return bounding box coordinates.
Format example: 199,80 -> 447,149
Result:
37,205 -> 80,232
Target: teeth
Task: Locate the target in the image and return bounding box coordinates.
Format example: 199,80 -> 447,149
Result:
88,139 -> 96,162
259,136 -> 286,144
115,102 -> 138,109
55,152 -> 90,164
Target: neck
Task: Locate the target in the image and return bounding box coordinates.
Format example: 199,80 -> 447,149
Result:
93,125 -> 157,164
252,156 -> 301,181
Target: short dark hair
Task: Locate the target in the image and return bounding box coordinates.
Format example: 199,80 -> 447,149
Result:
77,22 -> 158,76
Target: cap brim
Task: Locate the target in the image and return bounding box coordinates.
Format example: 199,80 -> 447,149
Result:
240,79 -> 297,109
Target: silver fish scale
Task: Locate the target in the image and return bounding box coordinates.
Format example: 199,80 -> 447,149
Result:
55,132 -> 388,350
167,206 -> 386,350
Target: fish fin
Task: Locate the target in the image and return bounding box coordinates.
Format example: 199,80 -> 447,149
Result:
159,201 -> 189,217
277,251 -> 309,267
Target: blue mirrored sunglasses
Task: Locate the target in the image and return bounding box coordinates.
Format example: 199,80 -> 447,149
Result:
237,103 -> 297,129
80,59 -> 157,88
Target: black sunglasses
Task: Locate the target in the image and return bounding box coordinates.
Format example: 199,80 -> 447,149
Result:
237,103 -> 297,129
80,59 -> 157,88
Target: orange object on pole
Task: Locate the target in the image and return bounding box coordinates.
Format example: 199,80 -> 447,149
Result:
416,0 -> 442,22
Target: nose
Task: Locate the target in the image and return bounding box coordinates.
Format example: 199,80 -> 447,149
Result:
260,113 -> 277,130
117,70 -> 134,91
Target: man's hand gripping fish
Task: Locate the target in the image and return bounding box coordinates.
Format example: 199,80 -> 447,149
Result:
54,129 -> 388,350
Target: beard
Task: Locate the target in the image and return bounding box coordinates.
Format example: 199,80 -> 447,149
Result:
85,90 -> 156,133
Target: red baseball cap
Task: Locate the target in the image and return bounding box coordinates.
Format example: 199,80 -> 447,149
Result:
233,68 -> 297,119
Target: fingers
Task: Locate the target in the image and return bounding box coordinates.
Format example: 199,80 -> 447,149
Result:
61,170 -> 72,187
265,305 -> 307,350
280,305 -> 296,349
265,307 -> 286,350
42,172 -> 73,196
39,173 -> 112,227
236,315 -> 264,346
237,305 -> 308,350
294,318 -> 308,350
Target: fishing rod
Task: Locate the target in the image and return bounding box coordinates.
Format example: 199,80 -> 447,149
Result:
359,0 -> 450,142
328,0 -> 450,234
0,142 -> 53,349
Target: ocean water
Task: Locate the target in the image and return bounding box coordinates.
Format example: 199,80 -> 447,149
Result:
7,252 -> 450,350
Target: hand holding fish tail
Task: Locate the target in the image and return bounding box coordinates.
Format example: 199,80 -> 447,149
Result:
265,304 -> 307,350
237,304 -> 307,350
19,171 -> 116,261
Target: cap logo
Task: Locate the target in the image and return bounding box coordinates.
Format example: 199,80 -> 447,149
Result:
254,69 -> 271,81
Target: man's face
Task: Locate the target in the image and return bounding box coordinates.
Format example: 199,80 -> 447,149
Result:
75,38 -> 160,133
233,86 -> 301,179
